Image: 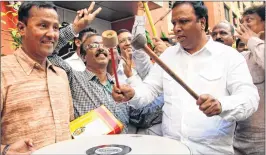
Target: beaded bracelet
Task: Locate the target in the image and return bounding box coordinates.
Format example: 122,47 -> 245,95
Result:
2,144 -> 10,155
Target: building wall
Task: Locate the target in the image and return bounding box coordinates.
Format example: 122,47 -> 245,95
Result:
57,6 -> 111,34
207,1 -> 264,30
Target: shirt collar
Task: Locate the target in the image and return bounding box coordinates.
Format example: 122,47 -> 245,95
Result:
15,48 -> 57,76
86,69 -> 114,84
176,35 -> 215,56
117,60 -> 125,74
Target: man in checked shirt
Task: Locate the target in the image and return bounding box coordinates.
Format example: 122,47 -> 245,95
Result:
49,8 -> 129,133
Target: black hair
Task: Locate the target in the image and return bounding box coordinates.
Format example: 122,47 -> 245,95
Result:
172,1 -> 209,32
117,29 -> 130,36
18,1 -> 57,24
243,5 -> 265,21
73,27 -> 97,51
60,22 -> 70,30
80,33 -> 101,57
76,28 -> 97,40
236,38 -> 245,48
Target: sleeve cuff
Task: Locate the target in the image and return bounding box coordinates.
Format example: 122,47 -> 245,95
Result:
134,16 -> 146,25
69,24 -> 79,37
126,74 -> 142,86
247,37 -> 263,50
217,96 -> 233,113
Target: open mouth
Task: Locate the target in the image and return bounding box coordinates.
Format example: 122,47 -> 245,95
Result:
177,36 -> 186,42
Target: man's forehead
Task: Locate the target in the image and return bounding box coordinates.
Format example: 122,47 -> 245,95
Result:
118,32 -> 132,38
84,35 -> 102,44
28,6 -> 59,23
213,23 -> 231,32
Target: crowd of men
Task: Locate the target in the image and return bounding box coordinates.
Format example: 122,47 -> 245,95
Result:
1,1 -> 265,155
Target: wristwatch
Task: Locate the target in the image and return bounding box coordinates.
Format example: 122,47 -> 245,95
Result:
2,144 -> 10,155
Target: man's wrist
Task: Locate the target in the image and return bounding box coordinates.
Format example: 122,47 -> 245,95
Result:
71,24 -> 80,37
2,144 -> 10,155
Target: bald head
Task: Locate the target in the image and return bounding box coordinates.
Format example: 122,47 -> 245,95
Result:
211,22 -> 235,46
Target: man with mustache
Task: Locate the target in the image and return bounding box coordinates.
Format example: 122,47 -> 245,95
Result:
112,1 -> 259,154
49,32 -> 129,133
211,21 -> 235,47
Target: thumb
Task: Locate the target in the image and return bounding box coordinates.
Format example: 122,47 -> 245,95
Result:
196,94 -> 209,105
113,84 -> 121,93
152,37 -> 161,43
25,139 -> 34,147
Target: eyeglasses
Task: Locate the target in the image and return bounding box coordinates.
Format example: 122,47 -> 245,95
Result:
85,43 -> 104,50
119,37 -> 132,44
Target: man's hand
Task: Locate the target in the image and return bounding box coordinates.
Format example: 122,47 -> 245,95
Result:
121,48 -> 133,78
152,37 -> 168,56
196,94 -> 222,117
6,139 -> 35,155
135,2 -> 145,16
112,84 -> 135,103
72,2 -> 102,34
235,24 -> 259,44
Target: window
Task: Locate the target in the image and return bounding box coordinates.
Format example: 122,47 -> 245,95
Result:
168,1 -> 173,8
224,4 -> 230,22
243,3 -> 246,10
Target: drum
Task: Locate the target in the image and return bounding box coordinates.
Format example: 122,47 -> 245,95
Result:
33,134 -> 191,154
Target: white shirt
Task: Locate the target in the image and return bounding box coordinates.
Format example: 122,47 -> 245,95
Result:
129,37 -> 259,154
64,53 -> 86,71
116,60 -> 139,85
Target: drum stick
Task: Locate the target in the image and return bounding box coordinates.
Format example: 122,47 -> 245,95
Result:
102,30 -> 120,88
109,48 -> 120,88
131,34 -> 199,100
143,2 -> 157,37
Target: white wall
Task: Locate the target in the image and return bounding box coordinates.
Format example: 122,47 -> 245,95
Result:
57,6 -> 111,34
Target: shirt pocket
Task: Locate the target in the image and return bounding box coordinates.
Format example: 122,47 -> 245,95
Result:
162,73 -> 175,96
197,66 -> 224,94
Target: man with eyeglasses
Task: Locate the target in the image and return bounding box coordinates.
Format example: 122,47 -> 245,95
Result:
47,7 -> 130,133
49,32 -> 130,133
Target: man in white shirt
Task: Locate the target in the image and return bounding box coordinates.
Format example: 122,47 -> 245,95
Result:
62,28 -> 97,71
112,2 -> 259,154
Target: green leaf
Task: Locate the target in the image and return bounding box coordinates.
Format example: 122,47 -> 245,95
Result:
11,30 -> 17,37
145,30 -> 154,49
161,31 -> 167,39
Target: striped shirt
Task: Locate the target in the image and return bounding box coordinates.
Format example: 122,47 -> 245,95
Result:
1,48 -> 74,149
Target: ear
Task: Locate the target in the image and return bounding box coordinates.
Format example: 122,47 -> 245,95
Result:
17,21 -> 26,36
81,54 -> 86,63
75,39 -> 81,48
199,18 -> 206,31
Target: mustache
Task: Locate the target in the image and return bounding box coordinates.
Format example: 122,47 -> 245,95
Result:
215,38 -> 224,43
95,49 -> 108,57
